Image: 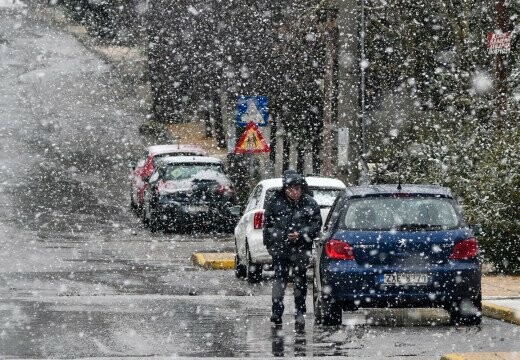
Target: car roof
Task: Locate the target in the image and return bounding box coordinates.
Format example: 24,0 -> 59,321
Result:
157,155 -> 223,165
343,184 -> 453,198
258,176 -> 346,190
148,144 -> 207,156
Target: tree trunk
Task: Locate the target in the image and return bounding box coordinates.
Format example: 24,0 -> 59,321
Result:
213,91 -> 227,148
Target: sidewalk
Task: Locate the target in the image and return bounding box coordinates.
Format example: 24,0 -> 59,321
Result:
33,4 -> 150,106
482,274 -> 520,326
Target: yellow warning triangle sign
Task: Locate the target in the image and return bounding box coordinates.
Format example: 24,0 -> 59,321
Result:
234,121 -> 270,154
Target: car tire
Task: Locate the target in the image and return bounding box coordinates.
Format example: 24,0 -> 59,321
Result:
449,292 -> 482,326
148,207 -> 163,233
245,243 -> 262,284
143,194 -> 162,232
148,214 -> 161,232
224,217 -> 238,234
141,200 -> 149,226
313,280 -> 342,326
216,217 -> 234,234
167,220 -> 178,233
130,190 -> 138,212
234,245 -> 247,279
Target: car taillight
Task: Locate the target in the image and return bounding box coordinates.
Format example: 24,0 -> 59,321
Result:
216,184 -> 234,195
450,238 -> 478,260
142,159 -> 153,177
253,211 -> 264,229
156,180 -> 166,194
325,239 -> 355,260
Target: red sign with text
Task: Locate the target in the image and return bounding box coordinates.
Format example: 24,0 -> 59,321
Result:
487,32 -> 511,55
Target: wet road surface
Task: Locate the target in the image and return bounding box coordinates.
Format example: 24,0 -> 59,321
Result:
1,4 -> 520,360
3,291 -> 520,359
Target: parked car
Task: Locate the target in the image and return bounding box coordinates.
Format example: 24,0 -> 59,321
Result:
142,156 -> 238,232
313,184 -> 482,326
234,176 -> 347,283
130,144 -> 207,212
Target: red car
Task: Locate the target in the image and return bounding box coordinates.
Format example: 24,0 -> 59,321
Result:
130,144 -> 208,211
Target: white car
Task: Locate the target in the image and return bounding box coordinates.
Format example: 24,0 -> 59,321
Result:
234,176 -> 347,283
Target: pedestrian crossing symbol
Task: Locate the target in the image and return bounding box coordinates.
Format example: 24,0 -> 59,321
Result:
236,96 -> 268,127
234,121 -> 270,154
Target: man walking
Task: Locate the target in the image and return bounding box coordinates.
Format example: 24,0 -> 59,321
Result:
263,170 -> 322,328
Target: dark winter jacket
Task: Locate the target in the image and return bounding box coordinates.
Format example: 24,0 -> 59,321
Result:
262,170 -> 322,258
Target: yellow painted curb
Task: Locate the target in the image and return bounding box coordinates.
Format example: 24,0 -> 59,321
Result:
440,354 -> 467,360
483,301 -> 520,326
191,252 -> 235,270
441,352 -> 520,360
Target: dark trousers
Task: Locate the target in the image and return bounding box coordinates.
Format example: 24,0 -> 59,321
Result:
271,253 -> 310,318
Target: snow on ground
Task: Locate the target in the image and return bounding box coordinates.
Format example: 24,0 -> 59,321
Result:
0,0 -> 26,8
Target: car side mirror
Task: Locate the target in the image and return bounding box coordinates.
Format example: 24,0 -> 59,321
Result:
229,205 -> 242,216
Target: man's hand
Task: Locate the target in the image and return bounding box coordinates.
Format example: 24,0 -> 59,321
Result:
288,231 -> 300,241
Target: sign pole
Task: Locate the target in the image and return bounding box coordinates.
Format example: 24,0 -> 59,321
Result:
495,0 -> 509,129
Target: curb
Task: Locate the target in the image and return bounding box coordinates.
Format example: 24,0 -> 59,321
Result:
191,253 -> 235,270
441,352 -> 520,360
482,301 -> 520,326
440,355 -> 467,360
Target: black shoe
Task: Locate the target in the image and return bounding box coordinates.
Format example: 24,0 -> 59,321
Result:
294,314 -> 305,331
295,321 -> 305,333
271,315 -> 283,325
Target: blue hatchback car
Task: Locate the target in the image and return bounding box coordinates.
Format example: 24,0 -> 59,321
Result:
313,184 -> 481,326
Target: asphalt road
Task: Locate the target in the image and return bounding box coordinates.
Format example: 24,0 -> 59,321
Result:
0,4 -> 519,359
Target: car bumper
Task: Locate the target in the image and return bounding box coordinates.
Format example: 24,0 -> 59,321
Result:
246,229 -> 272,264
155,202 -> 238,224
320,260 -> 481,309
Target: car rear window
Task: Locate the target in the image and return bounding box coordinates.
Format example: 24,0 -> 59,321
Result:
265,188 -> 341,208
339,196 -> 462,231
163,164 -> 224,181
153,153 -> 202,164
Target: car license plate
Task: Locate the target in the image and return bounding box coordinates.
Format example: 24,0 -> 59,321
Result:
185,205 -> 209,213
382,273 -> 429,285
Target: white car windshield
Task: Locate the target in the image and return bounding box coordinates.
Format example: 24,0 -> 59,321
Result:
311,188 -> 342,207
266,188 -> 341,207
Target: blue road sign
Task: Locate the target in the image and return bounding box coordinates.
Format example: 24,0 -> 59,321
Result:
236,96 -> 269,127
